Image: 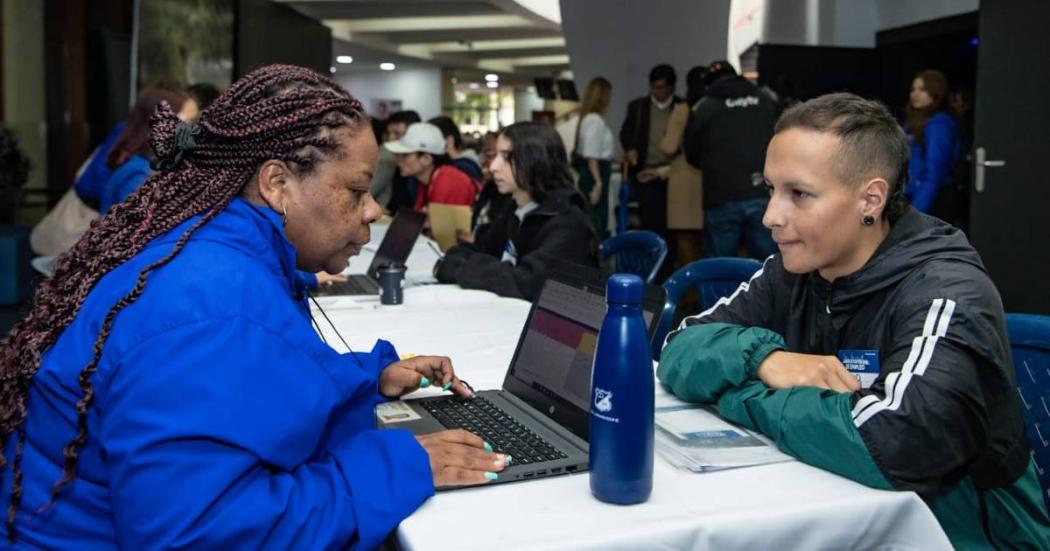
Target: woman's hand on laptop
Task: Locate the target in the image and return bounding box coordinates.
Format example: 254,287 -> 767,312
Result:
314,271 -> 348,285
379,355 -> 476,398
416,429 -> 510,486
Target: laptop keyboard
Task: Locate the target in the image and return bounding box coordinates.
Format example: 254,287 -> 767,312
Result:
420,396 -> 569,465
315,275 -> 379,296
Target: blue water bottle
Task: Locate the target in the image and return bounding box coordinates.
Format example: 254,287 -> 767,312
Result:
589,273 -> 654,504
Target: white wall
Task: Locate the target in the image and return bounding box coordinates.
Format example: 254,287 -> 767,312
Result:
334,68 -> 443,121
727,0 -> 767,70
764,0 -> 979,48
513,87 -> 545,124
560,0 -> 731,145
876,0 -> 979,32
2,0 -> 47,192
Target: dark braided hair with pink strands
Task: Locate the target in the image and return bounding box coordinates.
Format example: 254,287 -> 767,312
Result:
0,64 -> 366,540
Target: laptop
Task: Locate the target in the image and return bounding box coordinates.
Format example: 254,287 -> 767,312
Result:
313,209 -> 426,296
375,262 -> 665,488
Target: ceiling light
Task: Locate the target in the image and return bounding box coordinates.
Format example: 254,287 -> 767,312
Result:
469,83 -> 480,90
485,73 -> 499,82
336,55 -> 354,64
380,62 -> 396,71
329,66 -> 337,74
486,81 -> 499,88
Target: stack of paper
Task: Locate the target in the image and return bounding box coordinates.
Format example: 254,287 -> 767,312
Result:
654,392 -> 794,473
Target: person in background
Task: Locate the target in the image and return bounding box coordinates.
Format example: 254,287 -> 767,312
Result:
466,131 -> 513,242
684,60 -> 776,260
659,93 -> 1049,549
385,122 -> 476,213
72,121 -> 126,210
434,122 -> 595,301
574,77 -> 615,241
659,65 -> 706,268
187,82 -> 221,111
0,64 -> 503,549
381,110 -> 423,213
428,115 -> 483,183
903,69 -> 959,216
620,64 -> 684,269
0,124 -> 31,224
98,85 -> 199,214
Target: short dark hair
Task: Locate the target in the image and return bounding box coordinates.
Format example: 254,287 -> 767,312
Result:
0,125 -> 30,190
428,115 -> 462,149
387,110 -> 421,125
649,64 -> 676,87
775,92 -> 909,222
499,122 -> 574,203
187,82 -> 221,110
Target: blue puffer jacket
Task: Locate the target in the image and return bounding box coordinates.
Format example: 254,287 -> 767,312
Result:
906,112 -> 959,213
98,155 -> 151,215
2,198 -> 433,549
73,122 -> 126,205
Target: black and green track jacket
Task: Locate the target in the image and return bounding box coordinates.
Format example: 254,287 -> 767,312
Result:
657,208 -> 1050,548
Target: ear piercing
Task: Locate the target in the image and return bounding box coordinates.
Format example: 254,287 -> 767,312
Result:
862,215 -> 876,226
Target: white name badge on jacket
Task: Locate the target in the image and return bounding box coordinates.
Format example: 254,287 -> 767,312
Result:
837,349 -> 880,389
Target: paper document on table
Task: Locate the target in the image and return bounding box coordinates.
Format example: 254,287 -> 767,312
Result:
428,203 -> 472,252
654,393 -> 793,473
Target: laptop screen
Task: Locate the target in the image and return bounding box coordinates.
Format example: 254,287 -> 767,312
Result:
367,209 -> 426,279
502,264 -> 663,442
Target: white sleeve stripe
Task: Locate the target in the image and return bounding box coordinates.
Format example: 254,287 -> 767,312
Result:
934,299 -> 956,340
676,254 -> 775,331
851,298 -> 956,428
852,299 -> 944,421
852,298 -> 944,419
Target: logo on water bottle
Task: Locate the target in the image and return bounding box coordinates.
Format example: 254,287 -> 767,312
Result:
594,388 -> 613,412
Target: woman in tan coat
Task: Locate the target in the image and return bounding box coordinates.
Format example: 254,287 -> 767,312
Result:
658,66 -> 706,268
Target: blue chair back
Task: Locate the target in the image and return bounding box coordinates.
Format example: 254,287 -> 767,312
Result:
598,230 -> 667,284
652,257 -> 763,359
1006,313 -> 1050,511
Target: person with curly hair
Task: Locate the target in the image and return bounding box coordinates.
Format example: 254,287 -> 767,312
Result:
0,65 -> 505,548
0,125 -> 30,224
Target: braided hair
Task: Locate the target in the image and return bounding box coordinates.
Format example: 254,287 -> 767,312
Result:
0,64 -> 366,540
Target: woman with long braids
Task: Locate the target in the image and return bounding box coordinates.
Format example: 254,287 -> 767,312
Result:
0,65 -> 507,548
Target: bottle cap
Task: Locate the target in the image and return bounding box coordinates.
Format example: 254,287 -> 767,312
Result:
606,273 -> 644,304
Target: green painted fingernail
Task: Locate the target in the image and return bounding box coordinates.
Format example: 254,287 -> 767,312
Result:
419,376 -> 430,388
485,472 -> 498,481
442,381 -> 452,391
506,455 -> 514,466
483,441 -> 493,453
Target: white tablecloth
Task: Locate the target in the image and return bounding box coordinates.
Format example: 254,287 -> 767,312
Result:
311,260 -> 951,550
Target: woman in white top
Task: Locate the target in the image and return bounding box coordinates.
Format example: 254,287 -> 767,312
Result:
573,77 -> 615,239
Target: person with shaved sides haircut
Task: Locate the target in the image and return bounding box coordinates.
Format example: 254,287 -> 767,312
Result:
658,92 -> 1049,548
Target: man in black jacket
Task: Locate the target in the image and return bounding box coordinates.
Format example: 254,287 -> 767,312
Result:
619,64 -> 684,256
684,61 -> 776,260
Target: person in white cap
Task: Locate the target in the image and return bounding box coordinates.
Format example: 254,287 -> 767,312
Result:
385,122 -> 477,212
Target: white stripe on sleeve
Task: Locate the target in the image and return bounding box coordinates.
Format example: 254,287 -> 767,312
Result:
851,298 -> 956,427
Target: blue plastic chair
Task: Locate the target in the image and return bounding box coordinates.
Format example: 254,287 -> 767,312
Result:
598,230 -> 667,284
652,257 -> 763,359
1006,313 -> 1050,511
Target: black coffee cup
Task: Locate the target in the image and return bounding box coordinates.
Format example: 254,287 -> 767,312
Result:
378,263 -> 406,305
